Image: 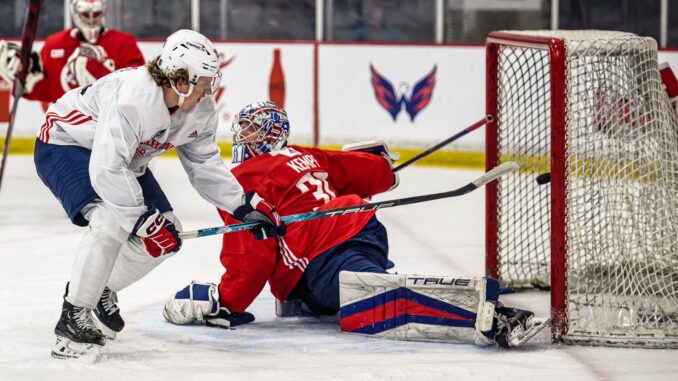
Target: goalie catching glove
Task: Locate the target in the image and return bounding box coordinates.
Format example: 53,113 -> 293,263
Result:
232,191 -> 286,240
0,40 -> 44,92
66,43 -> 115,87
0,40 -> 21,84
132,209 -> 182,257
163,282 -> 255,328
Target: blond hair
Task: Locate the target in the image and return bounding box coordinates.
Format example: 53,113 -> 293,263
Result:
146,56 -> 189,87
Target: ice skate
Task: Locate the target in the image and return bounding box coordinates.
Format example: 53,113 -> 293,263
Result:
51,300 -> 106,359
93,287 -> 125,340
494,304 -> 550,349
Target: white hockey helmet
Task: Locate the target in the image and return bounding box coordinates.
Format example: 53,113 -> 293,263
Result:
157,29 -> 222,105
70,0 -> 106,44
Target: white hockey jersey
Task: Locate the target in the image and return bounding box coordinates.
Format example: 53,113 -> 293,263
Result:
37,66 -> 244,232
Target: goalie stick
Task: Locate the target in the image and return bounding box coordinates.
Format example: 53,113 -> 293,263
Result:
392,115 -> 492,173
180,161 -> 518,240
0,0 -> 43,196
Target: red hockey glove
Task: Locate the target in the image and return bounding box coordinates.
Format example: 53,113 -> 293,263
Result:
232,191 -> 287,240
132,209 -> 182,257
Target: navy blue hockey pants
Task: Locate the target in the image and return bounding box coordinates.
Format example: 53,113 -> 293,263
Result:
34,139 -> 172,227
290,216 -> 391,315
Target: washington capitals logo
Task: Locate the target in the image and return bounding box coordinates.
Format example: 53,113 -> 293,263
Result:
370,64 -> 436,121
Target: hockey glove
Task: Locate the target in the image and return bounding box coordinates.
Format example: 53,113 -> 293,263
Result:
66,43 -> 115,87
232,191 -> 287,240
0,41 -> 43,92
132,209 -> 182,257
163,281 -> 219,325
0,40 -> 20,83
24,51 -> 44,93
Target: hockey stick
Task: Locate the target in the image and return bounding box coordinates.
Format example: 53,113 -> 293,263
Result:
180,161 -> 518,240
392,115 -> 492,173
0,0 -> 43,196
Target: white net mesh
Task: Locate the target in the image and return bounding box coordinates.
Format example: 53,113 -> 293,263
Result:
490,30 -> 678,347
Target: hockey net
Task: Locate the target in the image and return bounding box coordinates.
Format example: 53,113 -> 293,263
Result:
486,30 -> 678,348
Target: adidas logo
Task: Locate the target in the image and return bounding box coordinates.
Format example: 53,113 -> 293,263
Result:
188,130 -> 198,138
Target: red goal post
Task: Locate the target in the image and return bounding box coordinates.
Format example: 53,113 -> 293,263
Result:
485,30 -> 678,348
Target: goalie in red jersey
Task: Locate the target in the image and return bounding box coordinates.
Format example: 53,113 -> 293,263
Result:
221,103 -> 399,317
165,100 -> 398,323
163,101 -> 549,349
0,0 -> 144,103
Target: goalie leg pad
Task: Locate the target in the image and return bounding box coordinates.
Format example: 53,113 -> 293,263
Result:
339,271 -> 499,345
163,281 -> 219,325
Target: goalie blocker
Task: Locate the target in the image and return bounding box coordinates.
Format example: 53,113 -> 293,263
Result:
339,272 -> 549,348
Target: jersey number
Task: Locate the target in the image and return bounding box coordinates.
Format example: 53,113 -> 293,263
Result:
295,172 -> 336,205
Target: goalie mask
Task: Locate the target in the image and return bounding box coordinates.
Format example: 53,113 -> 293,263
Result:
157,29 -> 222,107
231,101 -> 290,164
71,0 -> 106,44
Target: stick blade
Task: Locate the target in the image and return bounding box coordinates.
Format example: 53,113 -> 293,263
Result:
473,162 -> 519,188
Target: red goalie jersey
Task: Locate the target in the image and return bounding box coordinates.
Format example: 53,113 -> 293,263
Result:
217,145 -> 395,312
25,28 -> 144,103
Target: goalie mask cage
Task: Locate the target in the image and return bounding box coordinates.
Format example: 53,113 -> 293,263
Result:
485,30 -> 678,348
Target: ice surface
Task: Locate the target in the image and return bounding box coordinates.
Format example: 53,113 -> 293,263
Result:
0,156 -> 676,380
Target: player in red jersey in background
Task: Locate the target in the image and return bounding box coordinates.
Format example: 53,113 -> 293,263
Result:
0,0 -> 144,103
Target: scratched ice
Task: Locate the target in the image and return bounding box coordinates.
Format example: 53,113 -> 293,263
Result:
1,157 -> 676,381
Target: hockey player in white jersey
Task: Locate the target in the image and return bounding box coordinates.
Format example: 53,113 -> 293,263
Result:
34,30 -> 286,359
